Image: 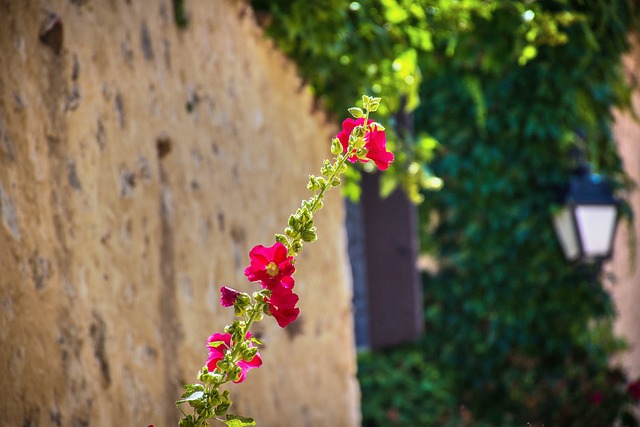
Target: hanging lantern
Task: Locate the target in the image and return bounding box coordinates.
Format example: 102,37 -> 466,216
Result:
552,166 -> 619,263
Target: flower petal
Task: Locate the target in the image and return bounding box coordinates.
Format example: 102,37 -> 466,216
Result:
364,126 -> 394,171
266,286 -> 300,328
220,286 -> 241,307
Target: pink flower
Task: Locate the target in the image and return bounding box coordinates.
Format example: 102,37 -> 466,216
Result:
628,379 -> 640,401
220,286 -> 241,307
336,117 -> 394,171
265,285 -> 300,328
206,332 -> 262,383
244,242 -> 295,289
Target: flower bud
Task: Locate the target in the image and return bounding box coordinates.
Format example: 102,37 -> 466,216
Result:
321,160 -> 333,176
232,330 -> 244,344
199,372 -> 224,385
284,227 -> 299,238
253,290 -> 266,302
224,322 -> 245,343
307,175 -> 327,191
301,230 -> 317,243
216,359 -> 233,372
215,403 -> 231,416
231,292 -> 251,316
242,347 -> 259,361
229,365 -> 242,382
274,234 -> 288,244
351,125 -> 366,139
299,209 -> 312,224
331,138 -> 343,155
317,177 -> 327,190
356,147 -> 368,158
236,293 -> 251,307
210,391 -> 222,407
215,391 -> 232,415
301,199 -> 313,210
291,241 -> 303,254
224,321 -> 245,335
249,307 -> 263,322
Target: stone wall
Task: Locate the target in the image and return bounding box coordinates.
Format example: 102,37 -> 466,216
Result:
610,37 -> 640,382
0,1 -> 360,426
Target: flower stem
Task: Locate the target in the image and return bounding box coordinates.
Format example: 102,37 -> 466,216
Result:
309,153 -> 348,215
244,302 -> 264,334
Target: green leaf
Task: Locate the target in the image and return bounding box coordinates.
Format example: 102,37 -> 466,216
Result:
348,107 -> 364,118
223,414 -> 256,426
180,384 -> 205,398
176,390 -> 205,405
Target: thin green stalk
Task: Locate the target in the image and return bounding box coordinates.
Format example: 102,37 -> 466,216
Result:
309,153 -> 348,214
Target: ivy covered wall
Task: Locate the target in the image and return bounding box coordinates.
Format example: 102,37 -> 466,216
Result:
408,2 -> 638,424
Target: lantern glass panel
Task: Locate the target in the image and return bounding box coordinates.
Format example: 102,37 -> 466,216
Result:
574,205 -> 617,258
552,207 -> 580,261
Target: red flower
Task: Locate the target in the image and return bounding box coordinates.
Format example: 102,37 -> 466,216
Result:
364,125 -> 394,171
628,379 -> 640,401
336,117 -> 364,162
220,286 -> 241,307
336,117 -> 394,171
265,286 -> 300,328
206,332 -> 262,383
244,242 -> 295,289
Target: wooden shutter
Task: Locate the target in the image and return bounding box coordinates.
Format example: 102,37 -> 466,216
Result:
358,172 -> 423,349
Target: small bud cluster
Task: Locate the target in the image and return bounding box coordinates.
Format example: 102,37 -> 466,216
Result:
175,96 -> 393,427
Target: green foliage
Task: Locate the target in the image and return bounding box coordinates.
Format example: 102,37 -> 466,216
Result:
382,0 -> 638,426
358,346 -> 462,426
252,0 -> 556,202
251,0 -> 640,425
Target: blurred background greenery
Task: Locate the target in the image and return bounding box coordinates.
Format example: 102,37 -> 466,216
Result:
249,0 -> 640,425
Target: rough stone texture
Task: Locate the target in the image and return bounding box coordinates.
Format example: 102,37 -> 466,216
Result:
609,37 -> 640,381
0,1 -> 360,426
